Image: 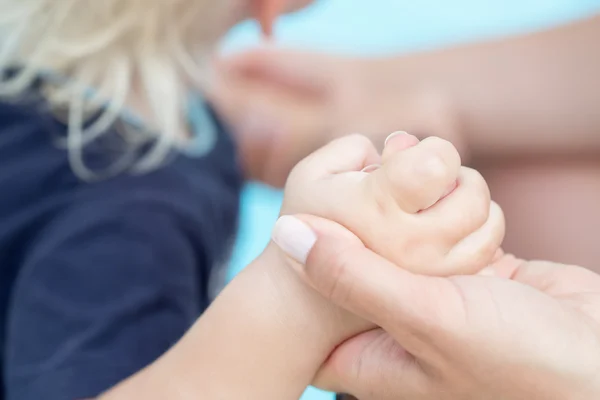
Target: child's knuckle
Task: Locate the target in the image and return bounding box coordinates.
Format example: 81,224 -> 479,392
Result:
422,136 -> 461,165
471,241 -> 499,271
462,168 -> 491,227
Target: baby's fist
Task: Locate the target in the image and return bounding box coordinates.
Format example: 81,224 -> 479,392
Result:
281,132 -> 504,276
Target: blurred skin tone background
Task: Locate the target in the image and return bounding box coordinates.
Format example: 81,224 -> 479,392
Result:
217,1 -> 600,398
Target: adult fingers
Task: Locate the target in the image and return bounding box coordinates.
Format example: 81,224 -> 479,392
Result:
313,329 -> 428,399
271,215 -> 463,358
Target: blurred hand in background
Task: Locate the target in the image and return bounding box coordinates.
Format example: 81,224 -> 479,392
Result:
210,48 -> 463,187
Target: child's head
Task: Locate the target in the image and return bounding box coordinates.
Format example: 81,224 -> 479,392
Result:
0,0 -> 312,177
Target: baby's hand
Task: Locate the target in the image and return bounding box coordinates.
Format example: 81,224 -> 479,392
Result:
263,132 -> 504,386
278,132 -> 504,276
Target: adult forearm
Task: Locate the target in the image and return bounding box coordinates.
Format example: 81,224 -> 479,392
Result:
379,14 -> 600,160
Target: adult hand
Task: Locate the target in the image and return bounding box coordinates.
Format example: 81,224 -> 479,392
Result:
273,216 -> 600,399
210,48 -> 463,187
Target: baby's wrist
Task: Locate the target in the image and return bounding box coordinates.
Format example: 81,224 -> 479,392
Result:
251,243 -> 346,350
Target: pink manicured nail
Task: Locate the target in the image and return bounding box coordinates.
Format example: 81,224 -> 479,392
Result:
271,216 -> 317,264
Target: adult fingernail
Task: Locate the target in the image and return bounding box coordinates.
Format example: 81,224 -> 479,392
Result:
361,164 -> 381,173
384,131 -> 408,147
271,216 -> 317,264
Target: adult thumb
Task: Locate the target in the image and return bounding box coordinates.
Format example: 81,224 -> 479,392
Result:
271,215 -> 456,352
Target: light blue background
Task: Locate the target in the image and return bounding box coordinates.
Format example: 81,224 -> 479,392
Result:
222,1 -> 600,399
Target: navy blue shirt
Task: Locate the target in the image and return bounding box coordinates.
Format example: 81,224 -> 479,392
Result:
0,93 -> 242,399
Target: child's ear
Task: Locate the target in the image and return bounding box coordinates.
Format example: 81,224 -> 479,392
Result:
253,0 -> 285,37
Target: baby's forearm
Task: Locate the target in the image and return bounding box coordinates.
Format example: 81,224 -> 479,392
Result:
377,14 -> 600,160
100,245 -> 350,400
156,245 -> 341,399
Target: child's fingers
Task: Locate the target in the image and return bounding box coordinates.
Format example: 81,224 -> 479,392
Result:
444,202 -> 506,275
419,167 -> 492,243
381,131 -> 420,162
478,253 -> 521,279
371,136 -> 461,213
359,131 -> 418,173
292,134 -> 380,181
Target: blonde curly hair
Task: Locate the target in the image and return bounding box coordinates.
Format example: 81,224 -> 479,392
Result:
0,0 -> 242,178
